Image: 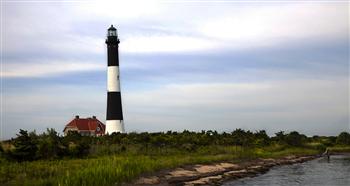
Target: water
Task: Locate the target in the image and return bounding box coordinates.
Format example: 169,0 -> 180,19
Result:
223,155 -> 350,186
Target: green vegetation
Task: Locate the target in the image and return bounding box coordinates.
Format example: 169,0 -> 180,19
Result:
1,129 -> 349,186
336,132 -> 350,145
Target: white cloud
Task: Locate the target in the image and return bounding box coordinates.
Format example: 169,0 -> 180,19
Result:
2,60 -> 105,77
72,0 -> 160,21
121,35 -> 217,53
4,35 -> 104,56
3,2 -> 347,55
121,3 -> 348,53
199,4 -> 348,47
3,3 -> 105,55
116,3 -> 348,53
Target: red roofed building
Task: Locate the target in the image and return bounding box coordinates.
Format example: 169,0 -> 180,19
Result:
63,115 -> 105,136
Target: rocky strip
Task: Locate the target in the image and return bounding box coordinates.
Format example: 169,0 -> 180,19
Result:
131,155 -> 319,186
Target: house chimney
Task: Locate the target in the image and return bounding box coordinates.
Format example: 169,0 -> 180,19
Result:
75,115 -> 79,119
92,116 -> 96,119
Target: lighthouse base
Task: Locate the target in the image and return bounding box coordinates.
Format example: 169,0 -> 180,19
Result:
105,120 -> 125,134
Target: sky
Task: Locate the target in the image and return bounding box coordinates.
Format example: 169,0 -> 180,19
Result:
1,0 -> 349,139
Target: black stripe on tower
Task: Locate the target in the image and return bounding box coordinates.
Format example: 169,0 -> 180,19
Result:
107,39 -> 119,66
107,92 -> 123,120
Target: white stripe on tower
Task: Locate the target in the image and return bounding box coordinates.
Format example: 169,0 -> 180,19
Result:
105,25 -> 124,134
106,120 -> 124,133
107,66 -> 120,92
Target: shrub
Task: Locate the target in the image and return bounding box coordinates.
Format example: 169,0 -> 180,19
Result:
181,143 -> 197,152
254,130 -> 270,146
285,131 -> 306,147
11,129 -> 38,161
336,132 -> 350,145
37,128 -> 65,159
274,131 -> 286,144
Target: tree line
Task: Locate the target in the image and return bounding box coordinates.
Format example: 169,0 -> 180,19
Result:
0,129 -> 349,162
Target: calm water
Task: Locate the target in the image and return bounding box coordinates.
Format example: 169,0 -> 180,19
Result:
223,155 -> 350,186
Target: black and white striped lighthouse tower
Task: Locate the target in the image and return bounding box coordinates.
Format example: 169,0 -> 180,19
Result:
105,25 -> 124,134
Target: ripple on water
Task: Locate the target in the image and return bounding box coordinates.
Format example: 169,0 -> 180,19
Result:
223,155 -> 350,186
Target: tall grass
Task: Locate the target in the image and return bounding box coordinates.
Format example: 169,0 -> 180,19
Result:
1,153 -> 237,185
329,145 -> 350,153
0,144 -> 324,186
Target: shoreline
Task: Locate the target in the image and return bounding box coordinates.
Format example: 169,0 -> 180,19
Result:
131,154 -> 321,186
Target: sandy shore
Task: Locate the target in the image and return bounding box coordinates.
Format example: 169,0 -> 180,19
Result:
130,154 -> 319,186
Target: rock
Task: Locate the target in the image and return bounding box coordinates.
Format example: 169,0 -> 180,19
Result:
248,165 -> 262,169
262,158 -> 275,162
165,168 -> 201,184
184,179 -> 206,186
248,165 -> 269,174
223,169 -> 248,177
185,175 -> 223,185
264,162 -> 276,167
167,168 -> 198,178
284,155 -> 297,160
194,165 -> 225,174
131,156 -> 318,186
219,163 -> 240,169
134,176 -> 160,185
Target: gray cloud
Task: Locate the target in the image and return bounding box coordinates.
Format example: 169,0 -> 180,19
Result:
124,78 -> 349,136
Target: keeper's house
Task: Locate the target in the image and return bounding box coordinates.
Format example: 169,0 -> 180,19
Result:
63,115 -> 105,136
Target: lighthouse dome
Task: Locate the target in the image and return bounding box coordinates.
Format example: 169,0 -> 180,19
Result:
108,25 -> 117,31
107,25 -> 117,36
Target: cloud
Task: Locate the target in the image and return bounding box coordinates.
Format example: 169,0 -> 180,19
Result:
1,1 -> 348,139
3,2 -> 347,65
2,85 -> 106,139
198,3 -> 348,49
3,78 -> 347,139
118,3 -> 348,53
125,80 -> 347,111
121,35 -> 217,53
2,60 -> 105,78
124,79 -> 349,135
72,0 -> 161,21
3,2 -> 348,57
222,4 -> 346,37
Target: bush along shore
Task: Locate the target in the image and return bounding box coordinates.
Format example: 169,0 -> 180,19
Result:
0,129 -> 350,186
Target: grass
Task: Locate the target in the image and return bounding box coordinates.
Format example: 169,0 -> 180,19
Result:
1,152 -> 236,185
328,145 -> 350,153
0,144 -> 327,186
252,145 -> 319,159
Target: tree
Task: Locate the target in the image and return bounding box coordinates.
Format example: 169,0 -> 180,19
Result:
285,131 -> 305,147
37,128 -> 64,159
231,129 -> 245,147
12,129 -> 38,161
63,131 -> 82,143
275,131 -> 286,143
336,132 -> 350,145
0,144 -> 3,157
254,130 -> 270,146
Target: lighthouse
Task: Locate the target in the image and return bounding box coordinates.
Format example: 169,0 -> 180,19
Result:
105,25 -> 125,134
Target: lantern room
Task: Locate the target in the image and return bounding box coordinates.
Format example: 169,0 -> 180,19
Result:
107,25 -> 117,37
